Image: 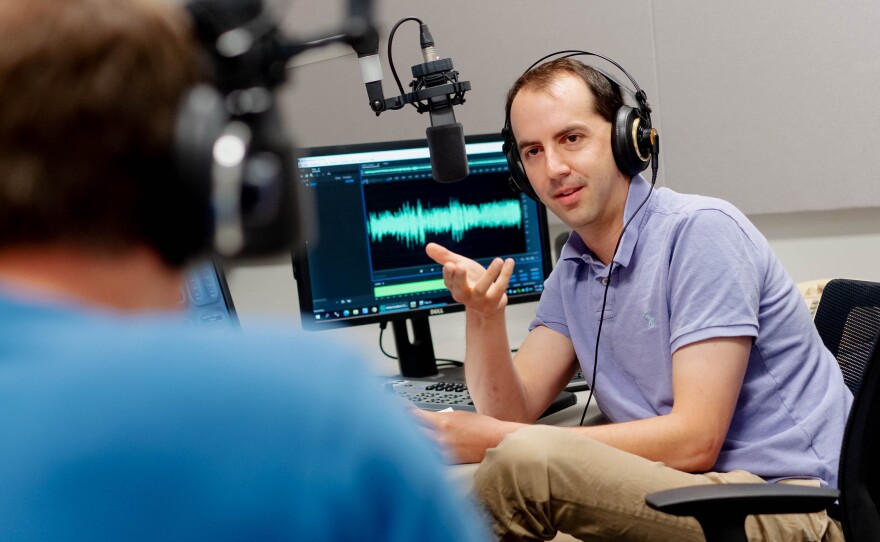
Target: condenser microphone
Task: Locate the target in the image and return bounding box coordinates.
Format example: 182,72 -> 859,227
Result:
351,19 -> 471,184
418,24 -> 468,183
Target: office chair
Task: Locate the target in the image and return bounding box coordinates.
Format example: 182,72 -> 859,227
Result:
554,231 -> 570,263
645,278 -> 880,542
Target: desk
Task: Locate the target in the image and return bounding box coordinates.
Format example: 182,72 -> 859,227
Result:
382,369 -> 604,495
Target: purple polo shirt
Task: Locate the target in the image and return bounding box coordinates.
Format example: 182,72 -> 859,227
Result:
531,175 -> 853,487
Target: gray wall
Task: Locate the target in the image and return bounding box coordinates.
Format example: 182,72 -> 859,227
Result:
274,0 -> 880,215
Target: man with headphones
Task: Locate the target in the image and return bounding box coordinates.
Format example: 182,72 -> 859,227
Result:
419,56 -> 850,540
0,1 -> 488,540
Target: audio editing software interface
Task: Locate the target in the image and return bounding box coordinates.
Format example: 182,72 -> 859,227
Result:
296,137 -> 549,327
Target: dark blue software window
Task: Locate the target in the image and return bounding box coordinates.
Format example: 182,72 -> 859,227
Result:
295,136 -> 550,327
293,134 -> 554,377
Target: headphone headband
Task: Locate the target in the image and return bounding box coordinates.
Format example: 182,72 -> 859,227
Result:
508,50 -> 651,127
523,50 -> 644,100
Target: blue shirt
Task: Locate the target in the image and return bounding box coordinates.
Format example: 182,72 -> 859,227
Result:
0,290 -> 488,541
532,175 -> 852,487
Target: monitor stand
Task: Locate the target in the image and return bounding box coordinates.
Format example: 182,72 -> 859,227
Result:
392,316 -> 463,381
390,316 -> 576,417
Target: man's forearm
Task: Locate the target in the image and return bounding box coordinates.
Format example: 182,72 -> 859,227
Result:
569,413 -> 722,472
463,309 -> 532,421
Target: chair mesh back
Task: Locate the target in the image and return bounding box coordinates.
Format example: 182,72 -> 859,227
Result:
838,307 -> 880,541
813,279 -> 880,395
553,231 -> 570,263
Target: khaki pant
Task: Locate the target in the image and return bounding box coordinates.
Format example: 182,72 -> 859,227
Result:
473,425 -> 843,541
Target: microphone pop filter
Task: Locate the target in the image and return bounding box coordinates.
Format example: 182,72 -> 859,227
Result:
426,123 -> 469,183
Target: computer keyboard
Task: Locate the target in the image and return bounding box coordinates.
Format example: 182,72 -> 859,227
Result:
565,368 -> 590,393
389,380 -> 475,410
388,378 -> 577,419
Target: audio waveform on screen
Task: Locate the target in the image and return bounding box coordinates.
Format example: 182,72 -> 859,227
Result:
367,198 -> 522,249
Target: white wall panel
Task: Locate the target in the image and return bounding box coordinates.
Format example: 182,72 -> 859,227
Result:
652,1 -> 880,213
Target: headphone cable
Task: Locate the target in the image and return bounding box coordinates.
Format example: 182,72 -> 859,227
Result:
579,167 -> 657,426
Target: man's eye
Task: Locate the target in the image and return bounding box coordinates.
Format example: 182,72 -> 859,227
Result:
566,134 -> 581,143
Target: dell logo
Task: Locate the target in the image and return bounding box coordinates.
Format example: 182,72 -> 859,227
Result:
429,308 -> 445,315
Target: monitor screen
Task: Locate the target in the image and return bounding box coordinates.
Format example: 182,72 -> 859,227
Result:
293,133 -> 552,377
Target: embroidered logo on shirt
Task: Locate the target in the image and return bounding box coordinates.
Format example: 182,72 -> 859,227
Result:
645,313 -> 655,328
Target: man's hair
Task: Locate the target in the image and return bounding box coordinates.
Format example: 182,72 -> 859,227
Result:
0,0 -> 201,256
504,58 -> 625,128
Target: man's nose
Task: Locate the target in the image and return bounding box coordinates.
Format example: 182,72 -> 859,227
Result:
544,146 -> 571,180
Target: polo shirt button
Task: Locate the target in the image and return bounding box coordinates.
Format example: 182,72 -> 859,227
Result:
601,277 -> 609,286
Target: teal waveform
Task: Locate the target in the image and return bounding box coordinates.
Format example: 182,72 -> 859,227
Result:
368,198 -> 522,248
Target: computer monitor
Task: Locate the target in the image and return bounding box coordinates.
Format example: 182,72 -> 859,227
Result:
182,259 -> 239,330
293,134 -> 552,378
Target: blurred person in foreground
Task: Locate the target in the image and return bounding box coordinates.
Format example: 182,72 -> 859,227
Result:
0,1 -> 487,540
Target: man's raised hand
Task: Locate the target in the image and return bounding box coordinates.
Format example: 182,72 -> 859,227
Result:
425,242 -> 515,318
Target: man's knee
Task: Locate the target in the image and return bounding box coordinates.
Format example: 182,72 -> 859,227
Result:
474,425 -> 567,499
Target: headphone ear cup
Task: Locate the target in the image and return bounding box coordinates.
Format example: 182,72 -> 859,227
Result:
153,84 -> 229,263
503,136 -> 540,202
611,106 -> 650,177
135,84 -> 227,266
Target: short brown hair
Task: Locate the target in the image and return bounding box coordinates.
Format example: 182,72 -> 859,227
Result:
504,57 -> 624,129
0,0 -> 200,257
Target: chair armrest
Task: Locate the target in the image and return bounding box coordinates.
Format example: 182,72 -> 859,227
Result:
646,483 -> 840,518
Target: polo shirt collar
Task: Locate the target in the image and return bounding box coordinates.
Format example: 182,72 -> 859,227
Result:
559,174 -> 653,269
612,174 -> 652,268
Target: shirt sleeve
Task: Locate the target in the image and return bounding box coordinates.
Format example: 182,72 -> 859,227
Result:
529,264 -> 571,338
667,208 -> 764,353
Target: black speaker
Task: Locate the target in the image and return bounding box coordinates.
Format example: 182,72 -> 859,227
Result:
503,50 -> 659,202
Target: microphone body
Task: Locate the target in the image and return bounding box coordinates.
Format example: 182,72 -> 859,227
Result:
426,123 -> 467,184
418,25 -> 468,183
426,117 -> 468,184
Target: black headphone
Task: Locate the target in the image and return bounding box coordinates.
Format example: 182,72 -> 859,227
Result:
502,50 -> 659,202
138,0 -> 303,265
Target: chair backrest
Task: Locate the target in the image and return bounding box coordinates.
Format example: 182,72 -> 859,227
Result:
813,279 -> 880,540
553,231 -> 570,263
813,279 -> 880,395
838,317 -> 880,541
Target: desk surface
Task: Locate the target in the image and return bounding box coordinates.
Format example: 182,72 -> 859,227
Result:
540,389 -> 604,427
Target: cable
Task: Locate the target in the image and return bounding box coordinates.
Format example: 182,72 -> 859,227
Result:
378,321 -> 397,360
377,321 -> 463,367
386,17 -> 422,110
579,167 -> 658,426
